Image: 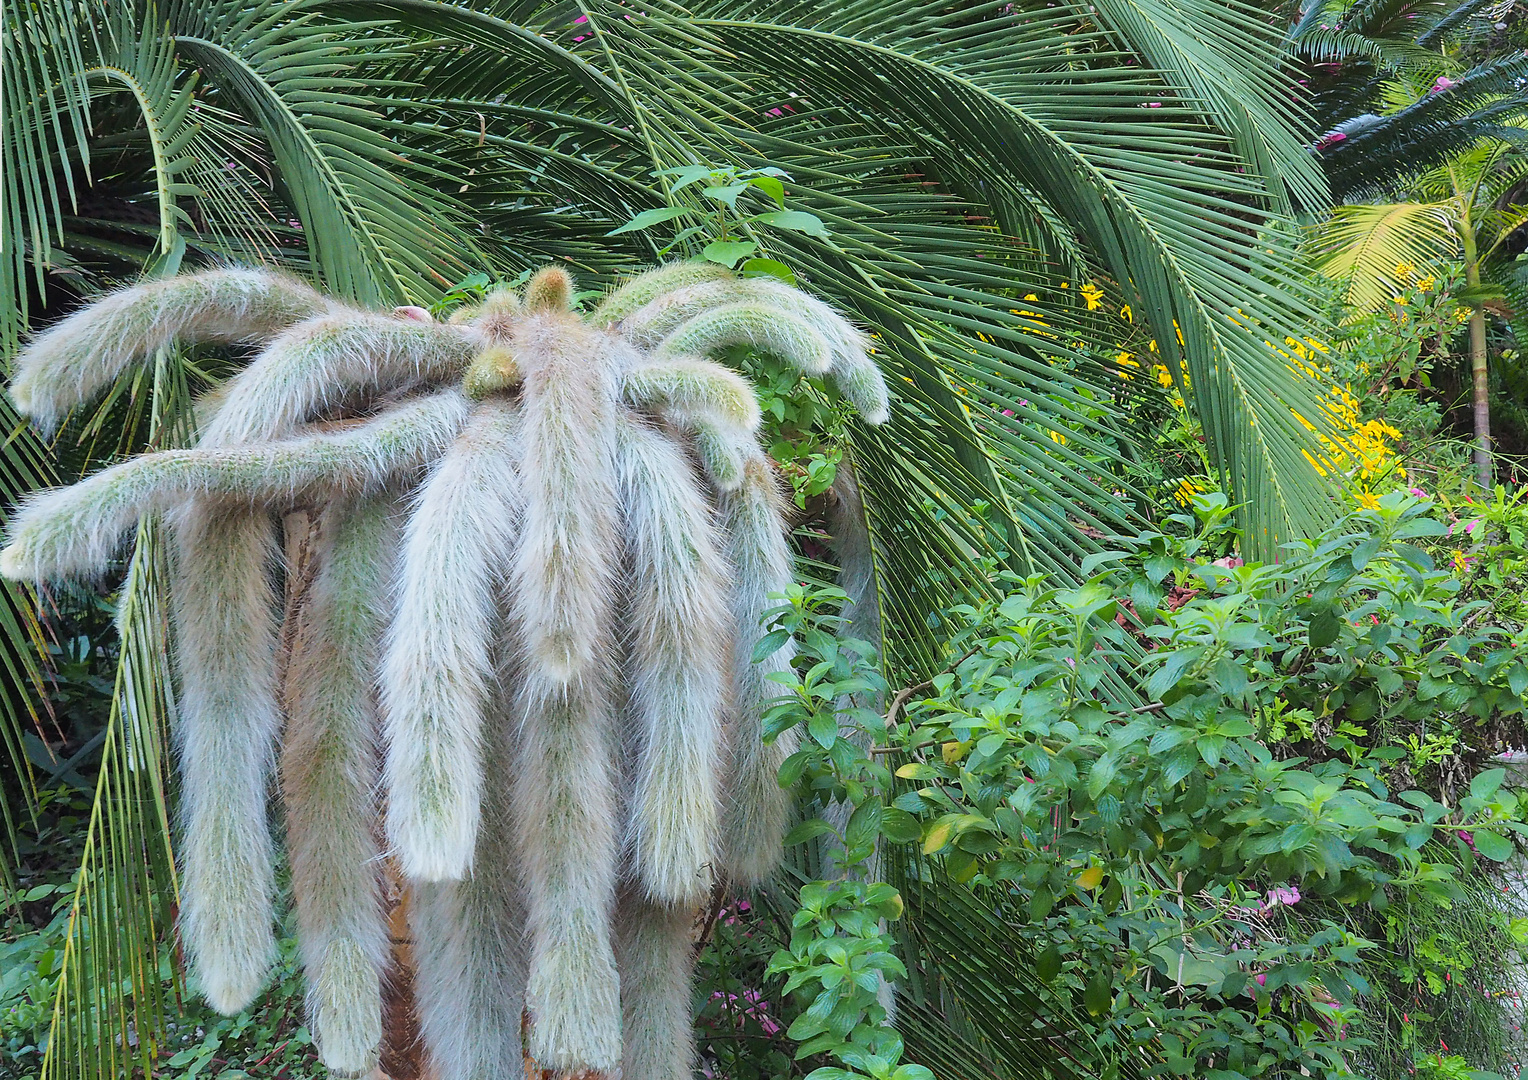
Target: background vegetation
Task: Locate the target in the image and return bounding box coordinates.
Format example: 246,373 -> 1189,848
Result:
7,1 -> 1528,1079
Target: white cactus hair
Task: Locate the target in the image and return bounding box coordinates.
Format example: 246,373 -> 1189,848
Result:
0,392 -> 469,582
409,643 -> 530,1080
170,497 -> 283,1012
10,268 -> 333,433
717,450 -> 802,885
0,257 -> 894,1080
616,412 -> 731,904
504,270 -> 626,1071
203,314 -> 480,447
282,493 -> 401,1076
382,397 -> 524,883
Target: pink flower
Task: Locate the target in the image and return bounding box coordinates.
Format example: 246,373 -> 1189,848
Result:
1264,884 -> 1301,909
1316,132 -> 1348,150
392,305 -> 432,322
1212,556 -> 1243,569
1458,829 -> 1479,854
1408,487 -> 1430,498
1465,518 -> 1481,535
1431,76 -> 1456,93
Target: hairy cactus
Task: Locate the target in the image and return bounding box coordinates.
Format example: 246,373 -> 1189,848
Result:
1,259 -> 890,1080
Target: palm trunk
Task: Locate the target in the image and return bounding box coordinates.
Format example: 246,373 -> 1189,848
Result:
1462,217 -> 1493,493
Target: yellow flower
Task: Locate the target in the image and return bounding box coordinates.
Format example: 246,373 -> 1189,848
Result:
1080,283 -> 1105,311
1391,295 -> 1408,307
1049,429 -> 1068,445
1171,477 -> 1203,506
1415,274 -> 1435,293
1024,294 -> 1039,301
1357,491 -> 1380,509
1394,260 -> 1416,280
1153,364 -> 1174,387
1455,308 -> 1471,323
1120,304 -> 1133,324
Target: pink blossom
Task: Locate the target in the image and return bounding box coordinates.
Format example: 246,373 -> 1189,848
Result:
1212,556 -> 1243,569
573,13 -> 588,21
1408,487 -> 1430,498
1431,76 -> 1457,93
1264,884 -> 1301,909
1458,829 -> 1479,854
1316,132 -> 1348,150
392,305 -> 432,322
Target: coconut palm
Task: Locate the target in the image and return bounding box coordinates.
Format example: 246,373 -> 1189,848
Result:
2,0 -> 1347,1076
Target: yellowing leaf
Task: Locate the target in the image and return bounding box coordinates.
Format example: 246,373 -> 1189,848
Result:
923,820 -> 955,854
1076,865 -> 1105,890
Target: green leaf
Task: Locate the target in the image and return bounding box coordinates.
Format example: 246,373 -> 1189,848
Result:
608,206 -> 692,235
702,239 -> 759,267
1471,768 -> 1507,801
741,257 -> 797,284
750,209 -> 830,237
809,710 -> 840,748
1084,971 -> 1114,1016
1472,829 -> 1514,861
880,807 -> 923,843
784,819 -> 839,846
1308,610 -> 1342,648
746,174 -> 787,207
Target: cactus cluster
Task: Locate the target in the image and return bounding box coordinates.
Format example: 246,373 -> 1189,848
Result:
1,262 -> 889,1080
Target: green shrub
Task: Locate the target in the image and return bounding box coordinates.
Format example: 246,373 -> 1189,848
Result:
757,491 -> 1528,1080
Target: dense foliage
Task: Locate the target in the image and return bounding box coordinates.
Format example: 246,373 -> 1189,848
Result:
710,491 -> 1528,1080
6,1 -> 1528,1079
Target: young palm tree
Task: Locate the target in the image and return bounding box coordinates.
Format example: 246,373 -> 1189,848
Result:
1299,0 -> 1528,490
2,0 -> 1348,1077
1314,141 -> 1528,491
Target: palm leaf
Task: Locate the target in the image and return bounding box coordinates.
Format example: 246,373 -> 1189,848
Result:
1310,201 -> 1457,311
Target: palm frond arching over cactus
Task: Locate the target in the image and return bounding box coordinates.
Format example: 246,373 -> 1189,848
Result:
1,262 -> 888,1080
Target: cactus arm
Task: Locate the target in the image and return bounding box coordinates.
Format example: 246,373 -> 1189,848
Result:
201,315 -> 478,447
380,398 -> 523,883
615,411 -> 731,905
10,269 -> 333,433
282,494 -> 400,1076
716,451 -> 801,886
0,391 -> 468,582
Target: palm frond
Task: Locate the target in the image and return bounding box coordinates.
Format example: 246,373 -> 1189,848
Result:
1310,201 -> 1458,311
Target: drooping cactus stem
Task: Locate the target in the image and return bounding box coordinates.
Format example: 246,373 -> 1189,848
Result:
716,450 -> 802,885
622,358 -> 762,431
655,304 -> 834,375
10,268 -> 333,433
169,499 -> 283,1014
616,414 -> 730,904
382,398 -> 524,883
202,314 -> 478,447
593,260 -> 732,326
283,494 -> 400,1076
0,392 -> 470,582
